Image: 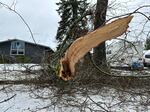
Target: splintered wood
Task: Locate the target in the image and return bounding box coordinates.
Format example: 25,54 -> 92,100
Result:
59,16 -> 133,81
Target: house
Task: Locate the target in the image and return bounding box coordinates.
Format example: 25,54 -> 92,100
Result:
0,39 -> 54,63
106,40 -> 144,66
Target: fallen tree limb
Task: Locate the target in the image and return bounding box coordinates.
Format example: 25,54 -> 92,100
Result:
0,94 -> 16,104
59,16 -> 133,81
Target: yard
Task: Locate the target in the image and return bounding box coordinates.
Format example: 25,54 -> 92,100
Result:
0,0 -> 150,111
0,64 -> 150,112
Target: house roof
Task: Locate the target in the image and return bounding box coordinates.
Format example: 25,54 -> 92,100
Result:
0,39 -> 54,52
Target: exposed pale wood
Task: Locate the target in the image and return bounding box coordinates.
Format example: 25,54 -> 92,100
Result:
59,16 -> 133,81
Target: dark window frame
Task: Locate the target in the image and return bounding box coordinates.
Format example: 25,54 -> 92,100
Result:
10,41 -> 25,55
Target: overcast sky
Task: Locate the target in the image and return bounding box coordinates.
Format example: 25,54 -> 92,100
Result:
0,0 -> 149,50
0,0 -> 60,49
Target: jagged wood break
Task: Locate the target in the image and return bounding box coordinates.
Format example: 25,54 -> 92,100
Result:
59,16 -> 133,81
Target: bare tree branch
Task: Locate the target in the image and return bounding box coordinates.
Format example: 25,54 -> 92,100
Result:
0,1 -> 36,44
0,94 -> 16,104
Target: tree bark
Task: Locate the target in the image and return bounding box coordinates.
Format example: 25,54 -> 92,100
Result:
93,0 -> 108,66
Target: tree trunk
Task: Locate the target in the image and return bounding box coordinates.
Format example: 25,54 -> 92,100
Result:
93,0 -> 108,66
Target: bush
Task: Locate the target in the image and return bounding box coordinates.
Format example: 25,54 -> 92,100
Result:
15,56 -> 31,63
0,56 -> 10,63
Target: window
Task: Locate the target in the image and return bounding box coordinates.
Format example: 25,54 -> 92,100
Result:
145,55 -> 150,58
106,50 -> 112,54
10,41 -> 25,55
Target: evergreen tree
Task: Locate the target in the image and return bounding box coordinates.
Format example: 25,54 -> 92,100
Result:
56,0 -> 89,50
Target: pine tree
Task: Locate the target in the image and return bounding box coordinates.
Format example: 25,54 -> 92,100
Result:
56,0 -> 89,50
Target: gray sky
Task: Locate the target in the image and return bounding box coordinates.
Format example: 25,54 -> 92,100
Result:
0,0 -> 149,50
0,0 -> 60,49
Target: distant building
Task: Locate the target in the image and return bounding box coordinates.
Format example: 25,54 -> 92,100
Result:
0,39 -> 53,63
106,40 -> 144,65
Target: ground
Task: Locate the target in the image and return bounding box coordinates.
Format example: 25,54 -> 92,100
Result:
0,64 -> 150,112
